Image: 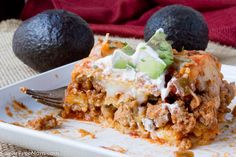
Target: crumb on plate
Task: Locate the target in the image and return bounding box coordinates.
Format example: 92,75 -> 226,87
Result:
78,129 -> 95,139
51,130 -> 60,134
5,106 -> 13,117
174,150 -> 194,157
219,137 -> 229,141
232,105 -> 236,117
12,100 -> 27,111
101,145 -> 127,154
12,100 -> 32,114
26,115 -> 58,130
10,122 -> 24,127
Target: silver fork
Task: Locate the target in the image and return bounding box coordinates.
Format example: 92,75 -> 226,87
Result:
20,87 -> 66,109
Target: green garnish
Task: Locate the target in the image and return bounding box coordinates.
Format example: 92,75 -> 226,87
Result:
147,30 -> 173,66
93,65 -> 98,69
109,45 -> 117,49
111,29 -> 172,79
112,51 -> 132,69
140,46 -> 147,50
136,56 -> 166,79
121,44 -> 135,56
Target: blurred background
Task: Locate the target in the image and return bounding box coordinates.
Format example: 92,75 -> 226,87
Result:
1,0 -> 236,47
0,0 -> 236,85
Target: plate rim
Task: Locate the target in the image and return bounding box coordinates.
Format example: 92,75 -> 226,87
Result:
0,122 -> 128,157
0,62 -> 235,157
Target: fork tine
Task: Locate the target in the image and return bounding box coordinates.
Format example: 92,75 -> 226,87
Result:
22,88 -> 64,100
26,90 -> 63,100
21,87 -> 49,95
31,95 -> 63,104
20,87 -> 65,109
35,99 -> 63,109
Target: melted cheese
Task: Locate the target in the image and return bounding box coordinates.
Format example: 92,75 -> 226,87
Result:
142,118 -> 155,132
93,43 -> 170,104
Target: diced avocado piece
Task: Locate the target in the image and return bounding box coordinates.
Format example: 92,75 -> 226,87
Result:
112,50 -> 131,69
148,29 -> 166,44
136,56 -> 166,79
121,44 -> 135,56
113,59 -> 128,69
127,62 -> 136,68
147,30 -> 173,66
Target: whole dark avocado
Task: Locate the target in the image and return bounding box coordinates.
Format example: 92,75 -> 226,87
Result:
144,5 -> 209,51
13,9 -> 94,72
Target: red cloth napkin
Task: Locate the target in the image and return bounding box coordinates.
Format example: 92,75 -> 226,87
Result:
21,0 -> 236,47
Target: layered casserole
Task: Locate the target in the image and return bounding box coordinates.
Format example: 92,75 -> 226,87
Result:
62,30 -> 235,149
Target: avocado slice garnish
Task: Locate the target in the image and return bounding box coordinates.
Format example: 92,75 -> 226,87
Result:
112,50 -> 133,69
147,29 -> 174,66
136,56 -> 166,79
121,44 -> 135,56
111,29 -> 172,79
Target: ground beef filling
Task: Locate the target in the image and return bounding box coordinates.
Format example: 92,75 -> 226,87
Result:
62,74 -> 235,150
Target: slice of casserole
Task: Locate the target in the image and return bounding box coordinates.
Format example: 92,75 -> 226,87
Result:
62,30 -> 235,150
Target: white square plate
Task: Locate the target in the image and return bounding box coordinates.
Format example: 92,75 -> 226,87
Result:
0,62 -> 235,157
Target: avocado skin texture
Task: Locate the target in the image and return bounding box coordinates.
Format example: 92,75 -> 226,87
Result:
13,9 -> 94,72
144,5 -> 208,51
